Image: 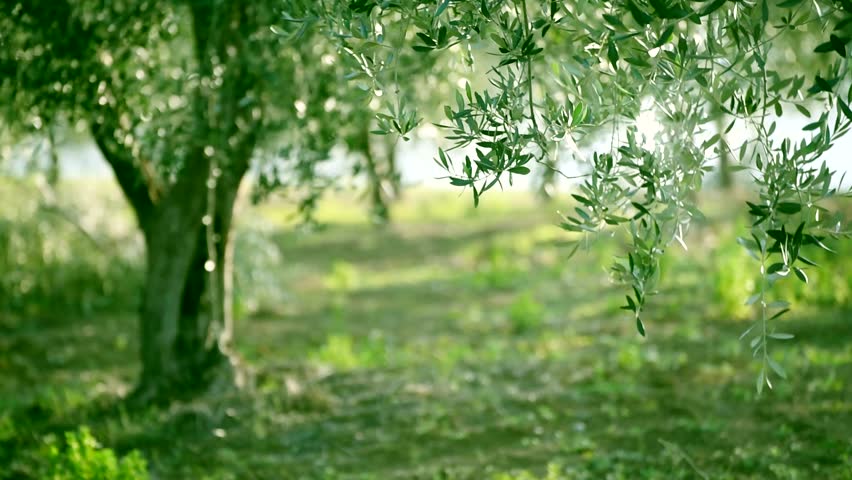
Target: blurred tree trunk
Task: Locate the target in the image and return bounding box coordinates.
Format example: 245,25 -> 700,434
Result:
714,109 -> 733,190
384,135 -> 401,199
358,122 -> 391,224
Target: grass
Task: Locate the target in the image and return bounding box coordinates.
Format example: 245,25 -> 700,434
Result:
1,184 -> 851,479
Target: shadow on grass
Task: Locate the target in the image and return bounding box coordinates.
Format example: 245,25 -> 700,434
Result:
3,213 -> 851,479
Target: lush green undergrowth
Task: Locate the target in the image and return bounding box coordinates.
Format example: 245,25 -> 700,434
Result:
1,181 -> 850,479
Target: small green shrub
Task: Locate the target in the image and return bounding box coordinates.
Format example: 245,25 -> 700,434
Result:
45,427 -> 148,480
325,261 -> 360,292
309,332 -> 387,370
508,292 -> 545,334
473,243 -> 523,289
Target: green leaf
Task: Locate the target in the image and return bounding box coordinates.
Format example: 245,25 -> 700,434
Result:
767,263 -> 788,275
435,0 -> 451,17
750,336 -> 762,349
509,166 -> 530,175
622,295 -> 637,312
627,0 -> 654,25
702,134 -> 721,150
648,0 -> 691,18
767,357 -> 787,379
805,235 -> 835,253
767,300 -> 790,309
810,75 -> 836,94
655,25 -> 675,47
739,323 -> 757,340
607,42 -> 619,67
416,32 -> 436,46
449,177 -> 472,186
814,40 -> 836,53
700,0 -> 728,16
793,267 -> 808,283
838,98 -> 852,121
768,332 -> 794,339
776,202 -> 802,214
625,56 -> 651,67
571,194 -> 594,206
603,14 -> 625,28
815,34 -> 848,57
636,316 -> 646,337
798,255 -> 818,267
604,215 -> 629,225
794,103 -> 811,118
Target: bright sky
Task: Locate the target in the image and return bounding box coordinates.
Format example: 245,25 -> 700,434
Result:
15,112 -> 852,191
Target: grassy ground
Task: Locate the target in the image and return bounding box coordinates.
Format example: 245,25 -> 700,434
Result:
1,185 -> 851,479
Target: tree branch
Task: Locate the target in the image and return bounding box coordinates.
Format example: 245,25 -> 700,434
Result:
90,120 -> 156,229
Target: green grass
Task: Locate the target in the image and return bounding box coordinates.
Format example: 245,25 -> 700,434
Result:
1,185 -> 851,479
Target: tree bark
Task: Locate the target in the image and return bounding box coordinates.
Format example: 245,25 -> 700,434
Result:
129,157 -> 248,403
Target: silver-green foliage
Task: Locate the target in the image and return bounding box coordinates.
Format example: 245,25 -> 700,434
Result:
290,0 -> 852,389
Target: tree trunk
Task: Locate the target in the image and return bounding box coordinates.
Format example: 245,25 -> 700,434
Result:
132,164 -> 245,403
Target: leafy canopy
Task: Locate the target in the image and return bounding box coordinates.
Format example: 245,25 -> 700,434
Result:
288,0 -> 852,391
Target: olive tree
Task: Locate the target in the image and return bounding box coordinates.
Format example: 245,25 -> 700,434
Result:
296,0 -> 852,391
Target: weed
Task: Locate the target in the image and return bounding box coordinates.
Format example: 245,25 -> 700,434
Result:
45,427 -> 148,480
508,292 -> 545,334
